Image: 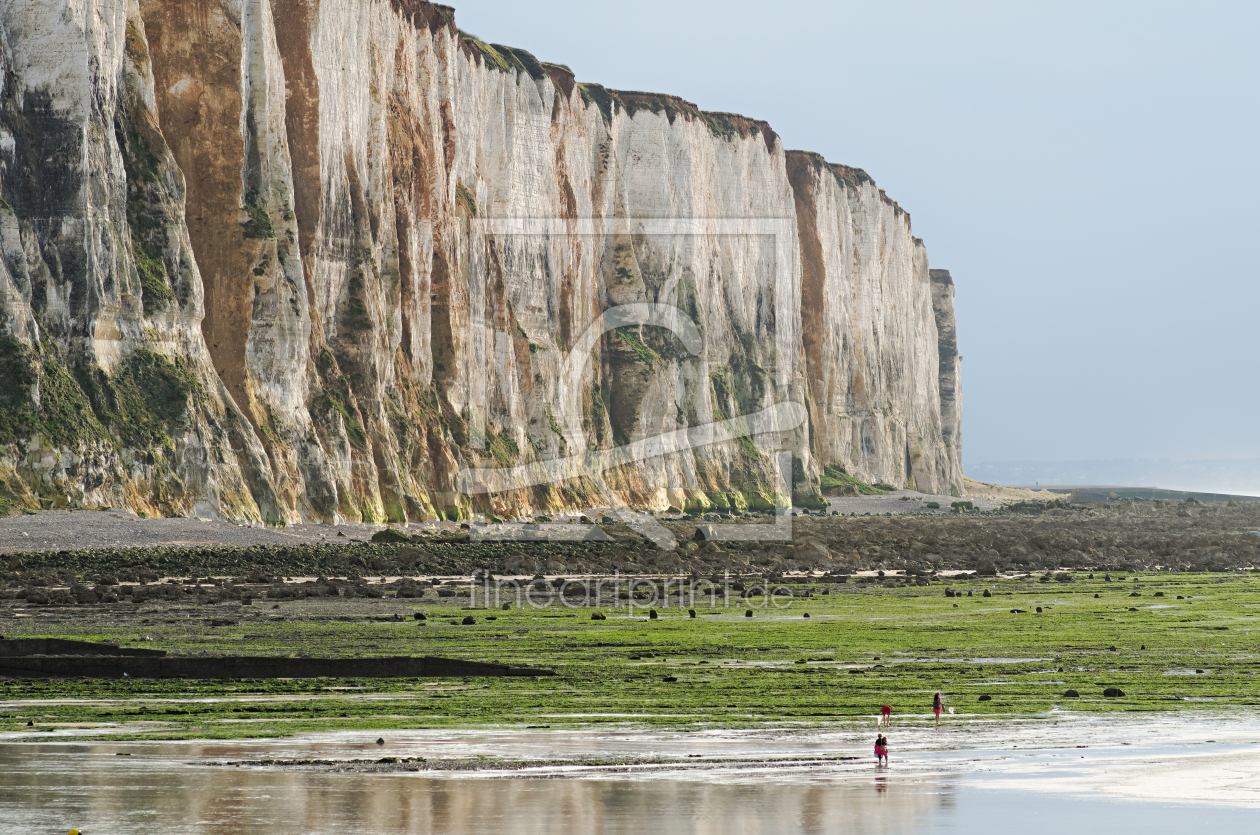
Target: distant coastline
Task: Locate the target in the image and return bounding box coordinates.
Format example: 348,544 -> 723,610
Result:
967,458 -> 1260,498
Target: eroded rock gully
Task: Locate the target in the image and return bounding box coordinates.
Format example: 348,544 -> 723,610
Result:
0,1 -> 963,523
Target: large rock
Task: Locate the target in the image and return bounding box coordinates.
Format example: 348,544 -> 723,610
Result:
794,538 -> 831,566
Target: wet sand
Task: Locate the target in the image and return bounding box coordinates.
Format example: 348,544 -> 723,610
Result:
213,713 -> 1260,807
4,712 -> 1259,806
3,715 -> 1260,834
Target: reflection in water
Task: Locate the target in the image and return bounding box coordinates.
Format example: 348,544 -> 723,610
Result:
0,744 -> 948,835
2,742 -> 1257,835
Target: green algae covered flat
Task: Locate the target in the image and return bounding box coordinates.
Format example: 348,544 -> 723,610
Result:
3,569 -> 1260,740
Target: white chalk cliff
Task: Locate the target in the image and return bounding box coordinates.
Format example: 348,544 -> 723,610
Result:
0,0 -> 962,522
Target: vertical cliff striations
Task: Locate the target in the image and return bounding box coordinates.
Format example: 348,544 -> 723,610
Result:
930,269 -> 962,489
0,0 -> 963,521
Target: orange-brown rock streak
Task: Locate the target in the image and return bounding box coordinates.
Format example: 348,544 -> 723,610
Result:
141,0 -> 252,421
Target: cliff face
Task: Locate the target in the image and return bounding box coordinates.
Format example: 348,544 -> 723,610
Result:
0,0 -> 962,522
930,269 -> 963,486
787,153 -> 962,495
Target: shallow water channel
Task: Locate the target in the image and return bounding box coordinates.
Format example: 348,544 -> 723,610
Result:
3,716 -> 1259,834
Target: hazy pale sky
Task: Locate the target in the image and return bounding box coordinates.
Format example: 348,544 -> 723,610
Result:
455,1 -> 1260,468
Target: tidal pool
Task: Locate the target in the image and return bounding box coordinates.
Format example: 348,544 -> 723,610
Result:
2,714 -> 1258,834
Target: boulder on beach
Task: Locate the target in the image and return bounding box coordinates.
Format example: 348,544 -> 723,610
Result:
371,528 -> 411,544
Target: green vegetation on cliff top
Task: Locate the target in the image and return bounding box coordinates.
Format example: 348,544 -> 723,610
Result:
459,36 -> 545,81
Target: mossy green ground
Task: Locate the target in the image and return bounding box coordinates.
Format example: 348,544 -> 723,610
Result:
3,571 -> 1258,740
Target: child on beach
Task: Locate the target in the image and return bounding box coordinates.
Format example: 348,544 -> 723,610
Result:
874,734 -> 889,765
932,692 -> 943,725
880,705 -> 892,726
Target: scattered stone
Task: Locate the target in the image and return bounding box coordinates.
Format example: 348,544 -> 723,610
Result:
982,589 -> 992,598
1063,689 -> 1080,698
803,613 -> 811,618
461,616 -> 476,625
591,612 -> 606,621
1108,646 -> 1117,652
745,609 -> 753,618
1129,592 -> 1141,597
1154,591 -> 1165,597
1035,607 -> 1043,613
376,738 -> 385,745
502,603 -> 511,610
413,612 -> 426,621
978,694 -> 992,701
1102,687 -> 1125,697
662,676 -> 678,683
648,609 -> 659,620
370,528 -> 411,544
688,609 -> 696,618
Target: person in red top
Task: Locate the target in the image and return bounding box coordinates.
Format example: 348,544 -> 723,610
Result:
932,692 -> 943,725
880,704 -> 892,726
